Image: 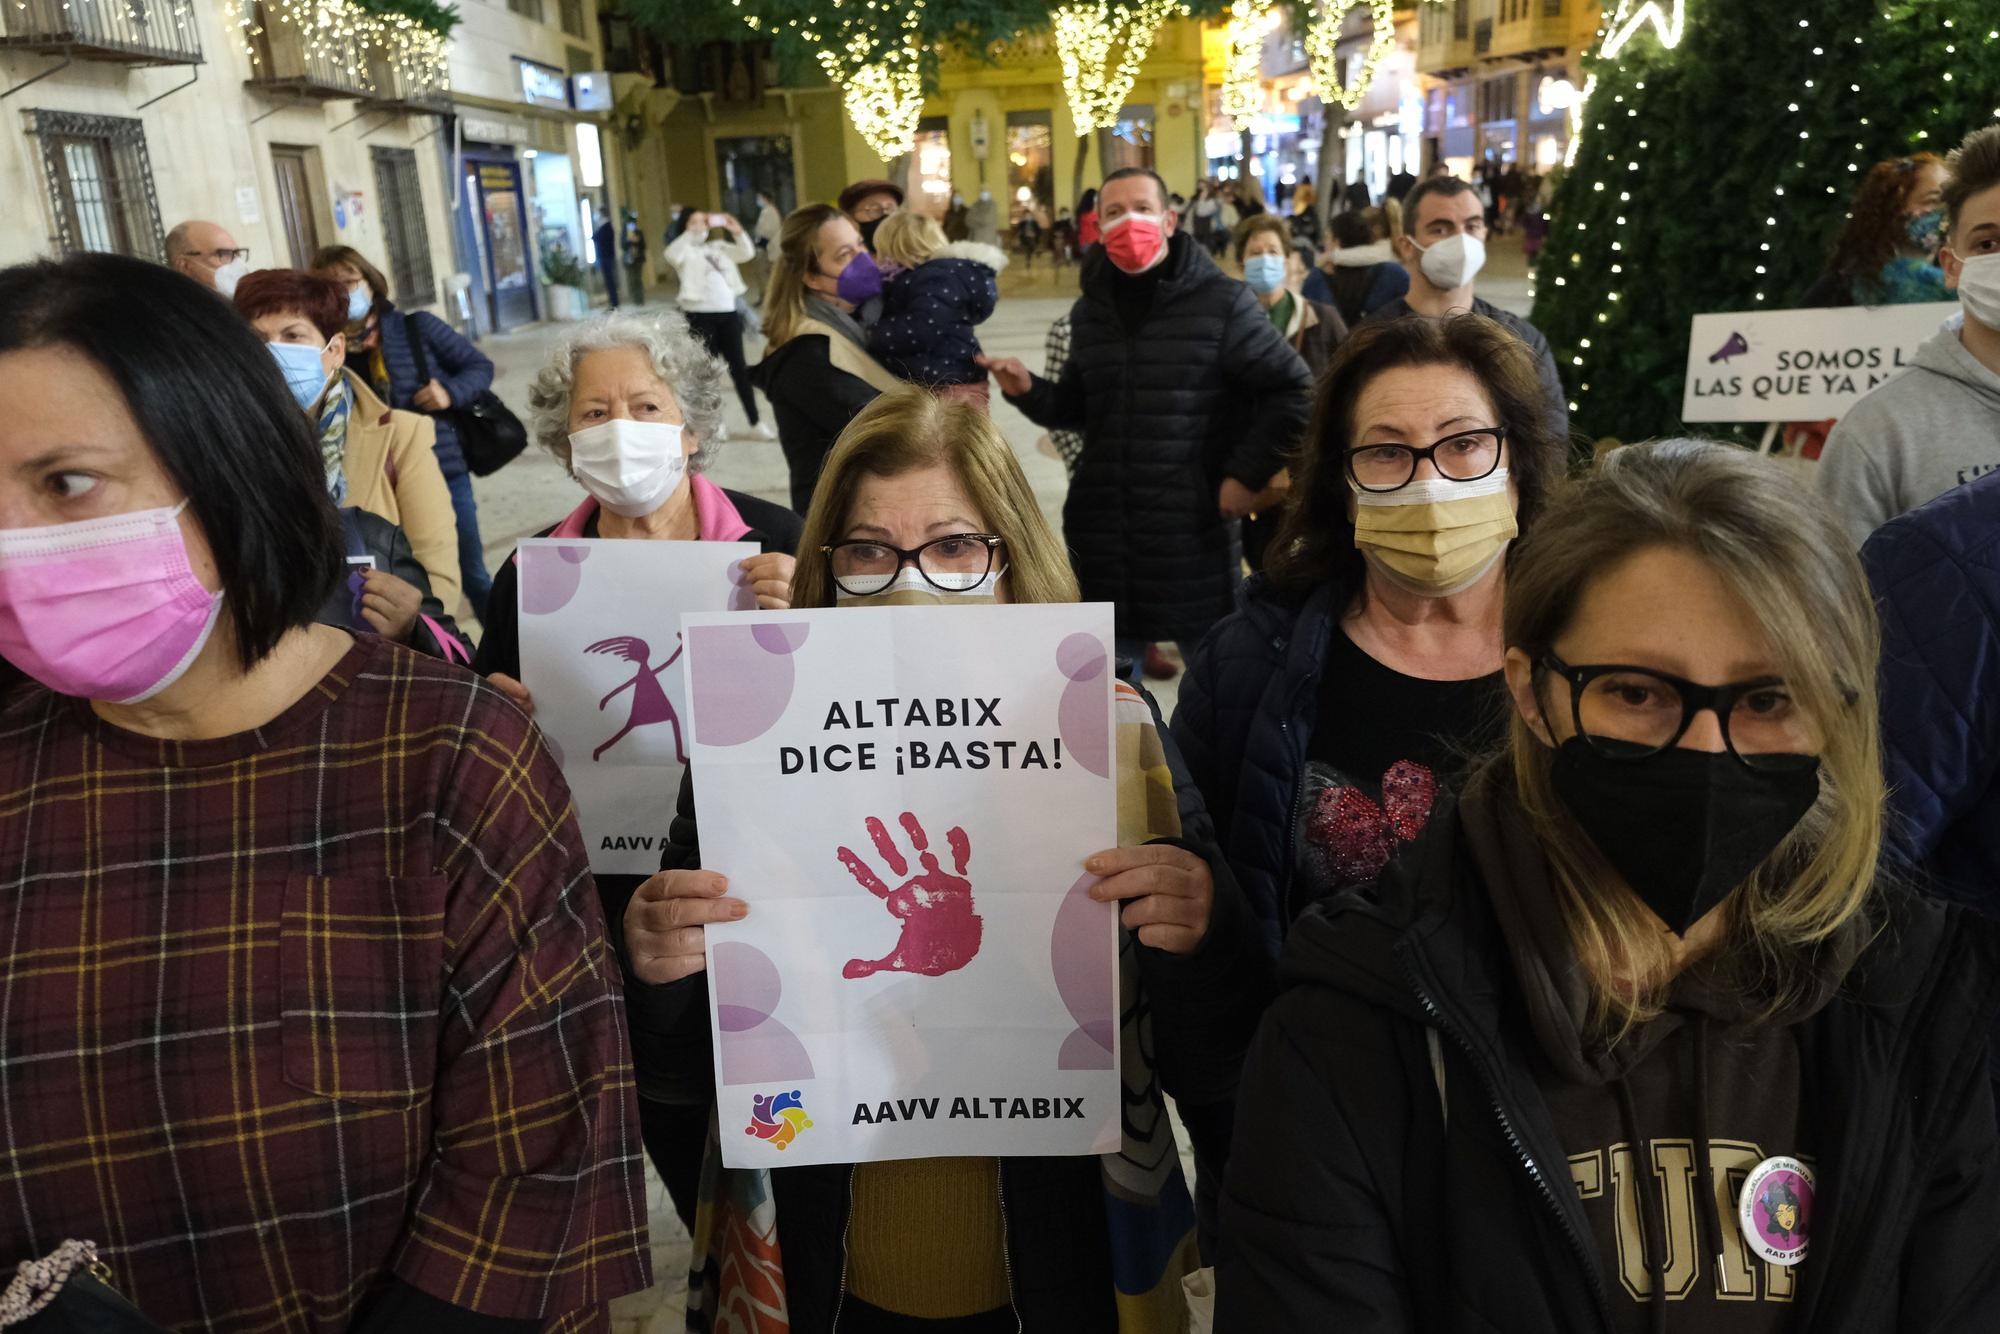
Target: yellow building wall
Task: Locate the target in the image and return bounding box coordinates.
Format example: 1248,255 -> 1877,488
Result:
622,15 -> 1212,235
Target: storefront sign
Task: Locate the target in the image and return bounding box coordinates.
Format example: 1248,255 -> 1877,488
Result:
461,113 -> 531,145
516,56 -> 570,109
1682,302 -> 1959,422
685,604 -> 1121,1168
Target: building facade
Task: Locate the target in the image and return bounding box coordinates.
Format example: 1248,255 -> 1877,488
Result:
1415,0 -> 1601,176
607,16 -> 1209,286
0,0 -> 456,313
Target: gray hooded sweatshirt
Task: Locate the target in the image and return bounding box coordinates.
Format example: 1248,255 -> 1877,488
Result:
1817,314 -> 2000,547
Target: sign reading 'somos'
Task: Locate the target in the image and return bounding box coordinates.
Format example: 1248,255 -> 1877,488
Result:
1682,303 -> 1959,422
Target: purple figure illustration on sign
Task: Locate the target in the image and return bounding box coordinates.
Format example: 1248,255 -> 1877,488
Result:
586,632 -> 685,762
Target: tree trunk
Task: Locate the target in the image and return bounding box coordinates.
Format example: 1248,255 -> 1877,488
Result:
1315,104 -> 1345,241
888,152 -> 913,198
1071,129 -> 1093,208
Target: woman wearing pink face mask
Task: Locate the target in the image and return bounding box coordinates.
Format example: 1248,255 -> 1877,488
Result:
0,254 -> 651,1329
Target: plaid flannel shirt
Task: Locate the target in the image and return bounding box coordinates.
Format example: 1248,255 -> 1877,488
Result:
0,635 -> 650,1332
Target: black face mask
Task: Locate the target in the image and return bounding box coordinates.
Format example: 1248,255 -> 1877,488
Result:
1549,739 -> 1821,936
859,216 -> 885,252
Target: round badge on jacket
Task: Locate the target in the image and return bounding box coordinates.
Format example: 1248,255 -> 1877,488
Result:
1738,1155 -> 1814,1266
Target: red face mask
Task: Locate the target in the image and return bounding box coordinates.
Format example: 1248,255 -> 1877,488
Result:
1102,212 -> 1167,273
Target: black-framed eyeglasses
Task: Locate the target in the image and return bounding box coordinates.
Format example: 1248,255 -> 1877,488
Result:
189,247 -> 250,265
1537,654 -> 1819,772
1346,425 -> 1507,493
823,533 -> 1003,597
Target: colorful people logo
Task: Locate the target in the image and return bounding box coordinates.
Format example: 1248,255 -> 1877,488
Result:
745,1089 -> 813,1150
837,813 -> 982,979
585,632 -> 685,762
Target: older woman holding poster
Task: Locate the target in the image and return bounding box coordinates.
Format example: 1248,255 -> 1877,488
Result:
622,385 -> 1268,1331
472,307 -> 802,1231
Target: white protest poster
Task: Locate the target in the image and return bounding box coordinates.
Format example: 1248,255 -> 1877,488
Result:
683,603 -> 1121,1168
1682,302 -> 1957,422
517,537 -> 757,874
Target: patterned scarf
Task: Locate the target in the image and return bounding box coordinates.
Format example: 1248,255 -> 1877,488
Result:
686,679 -> 1199,1333
316,379 -> 352,505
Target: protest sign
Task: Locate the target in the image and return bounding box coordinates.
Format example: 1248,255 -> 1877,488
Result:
1682,302 -> 1957,422
517,537 -> 757,874
684,603 -> 1121,1168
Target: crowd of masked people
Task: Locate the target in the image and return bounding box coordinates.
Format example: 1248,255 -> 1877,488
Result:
3,121 -> 2000,1334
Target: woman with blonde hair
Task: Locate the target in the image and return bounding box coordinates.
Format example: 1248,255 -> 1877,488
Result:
1221,440 -> 2000,1327
753,202 -> 900,512
621,385 -> 1269,1332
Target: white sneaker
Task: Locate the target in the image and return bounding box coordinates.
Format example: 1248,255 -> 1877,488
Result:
755,421 -> 777,440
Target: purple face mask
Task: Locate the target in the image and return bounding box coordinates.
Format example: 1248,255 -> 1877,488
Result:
834,250 -> 884,306
0,500 -> 224,703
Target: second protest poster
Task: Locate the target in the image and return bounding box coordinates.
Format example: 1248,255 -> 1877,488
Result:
684,603 -> 1120,1168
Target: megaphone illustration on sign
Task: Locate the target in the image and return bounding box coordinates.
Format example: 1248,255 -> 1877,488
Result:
1709,331 -> 1750,363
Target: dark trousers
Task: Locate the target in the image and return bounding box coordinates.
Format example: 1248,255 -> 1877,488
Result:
638,1096 -> 710,1231
686,308 -> 759,425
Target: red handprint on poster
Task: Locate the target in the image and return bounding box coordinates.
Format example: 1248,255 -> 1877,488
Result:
838,813 -> 982,979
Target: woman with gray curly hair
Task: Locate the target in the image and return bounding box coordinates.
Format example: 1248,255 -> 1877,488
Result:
472,308 -> 802,1232
474,308 -> 802,714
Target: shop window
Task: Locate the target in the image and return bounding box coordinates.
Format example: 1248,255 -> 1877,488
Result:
27,110 -> 163,261
1102,105 -> 1155,175
372,146 -> 437,307
1005,110 -> 1053,224
912,117 -> 952,218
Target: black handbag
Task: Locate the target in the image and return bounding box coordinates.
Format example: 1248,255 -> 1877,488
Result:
404,313 -> 528,477
2,1242 -> 168,1334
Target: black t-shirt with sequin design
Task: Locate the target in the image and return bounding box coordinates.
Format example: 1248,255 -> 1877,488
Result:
1291,628 -> 1506,919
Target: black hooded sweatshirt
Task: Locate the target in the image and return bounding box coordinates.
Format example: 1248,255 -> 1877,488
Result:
1217,763 -> 2000,1333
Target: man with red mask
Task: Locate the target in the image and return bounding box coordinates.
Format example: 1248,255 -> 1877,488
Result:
980,167 -> 1312,680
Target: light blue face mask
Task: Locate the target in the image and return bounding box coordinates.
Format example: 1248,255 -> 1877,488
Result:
346,284 -> 371,322
268,340 -> 334,411
1243,252 -> 1287,295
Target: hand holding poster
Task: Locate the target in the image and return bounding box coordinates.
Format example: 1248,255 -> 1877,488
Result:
683,603 -> 1120,1168
517,537 -> 758,874
1682,302 -> 1958,422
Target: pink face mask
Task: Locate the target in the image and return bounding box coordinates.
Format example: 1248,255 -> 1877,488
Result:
0,500 -> 223,703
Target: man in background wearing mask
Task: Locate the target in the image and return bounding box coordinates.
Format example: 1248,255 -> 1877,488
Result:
1367,178 -> 1568,439
1818,125 -> 2000,548
978,166 -> 1312,681
165,220 -> 250,296
838,179 -> 903,254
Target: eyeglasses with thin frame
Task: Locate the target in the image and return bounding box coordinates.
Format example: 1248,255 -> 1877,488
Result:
185,247 -> 250,266
823,533 -> 1003,597
1538,654 -> 1819,772
1346,425 -> 1507,493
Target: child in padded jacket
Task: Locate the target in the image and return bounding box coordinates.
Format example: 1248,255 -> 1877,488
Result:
867,210 -> 1008,410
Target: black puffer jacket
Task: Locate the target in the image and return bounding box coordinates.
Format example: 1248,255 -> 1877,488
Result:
1219,778 -> 2000,1332
1009,235 -> 1313,644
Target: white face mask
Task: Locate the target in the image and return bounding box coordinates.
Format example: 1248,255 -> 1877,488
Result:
1952,250 -> 2000,330
212,257 -> 251,298
1410,231 -> 1486,292
834,564 -> 1007,606
567,418 -> 688,518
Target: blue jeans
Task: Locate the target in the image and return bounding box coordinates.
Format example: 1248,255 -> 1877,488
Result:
1114,636 -> 1148,685
445,466 -> 492,621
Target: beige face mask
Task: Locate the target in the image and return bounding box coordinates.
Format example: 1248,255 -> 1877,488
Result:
1352,469 -> 1517,597
833,565 -> 1005,607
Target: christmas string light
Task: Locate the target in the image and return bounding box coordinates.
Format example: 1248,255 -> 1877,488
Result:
1305,0 -> 1395,112
1561,0 -> 1683,168
1051,0 -> 1182,133
1221,0 -> 1278,123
